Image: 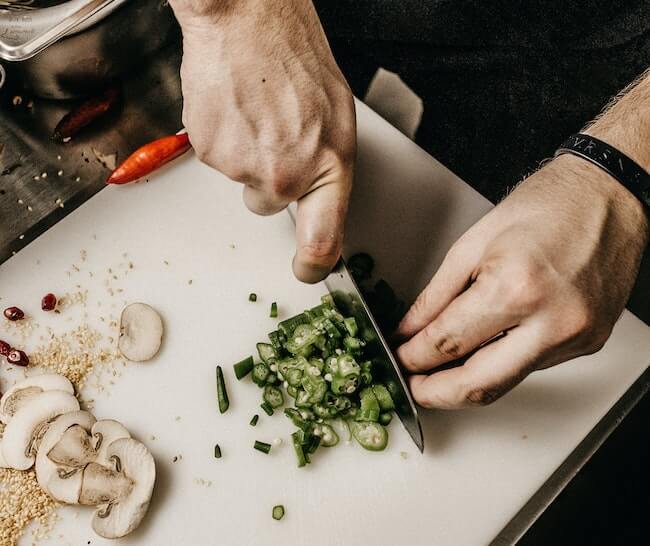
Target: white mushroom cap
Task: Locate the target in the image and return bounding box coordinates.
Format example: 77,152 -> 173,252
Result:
36,411 -> 96,504
91,420 -> 131,465
0,390 -> 80,470
91,438 -> 156,539
0,374 -> 74,424
118,303 -> 163,362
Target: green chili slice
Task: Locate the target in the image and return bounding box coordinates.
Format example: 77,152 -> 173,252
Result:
261,401 -> 274,416
216,366 -> 229,414
350,421 -> 388,451
263,385 -> 285,408
272,505 -> 285,520
254,440 -> 272,454
233,356 -> 254,380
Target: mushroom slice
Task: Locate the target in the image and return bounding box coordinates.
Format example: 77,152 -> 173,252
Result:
0,390 -> 80,470
91,438 -> 156,539
47,425 -> 97,467
91,420 -> 131,465
35,411 -> 96,504
79,462 -> 133,507
118,303 -> 163,362
0,374 -> 74,424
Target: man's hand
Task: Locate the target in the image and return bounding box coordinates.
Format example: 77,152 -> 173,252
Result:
169,0 -> 356,283
396,69 -> 650,409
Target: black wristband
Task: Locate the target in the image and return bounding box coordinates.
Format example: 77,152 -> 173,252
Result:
555,133 -> 650,214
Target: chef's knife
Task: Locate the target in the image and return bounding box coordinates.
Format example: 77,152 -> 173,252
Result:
287,208 -> 424,452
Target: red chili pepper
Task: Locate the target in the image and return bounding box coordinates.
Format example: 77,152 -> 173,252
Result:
52,83 -> 122,142
106,133 -> 192,185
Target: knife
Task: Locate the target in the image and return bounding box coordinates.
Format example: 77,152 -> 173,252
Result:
287,208 -> 424,452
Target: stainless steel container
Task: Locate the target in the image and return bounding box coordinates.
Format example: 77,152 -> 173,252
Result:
0,0 -> 179,98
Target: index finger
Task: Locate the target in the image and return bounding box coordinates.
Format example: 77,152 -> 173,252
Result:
408,324 -> 542,409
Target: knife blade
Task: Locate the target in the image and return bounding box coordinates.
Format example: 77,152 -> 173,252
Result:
287,208 -> 424,452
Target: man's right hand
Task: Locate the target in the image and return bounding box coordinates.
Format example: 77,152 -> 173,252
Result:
169,0 -> 356,283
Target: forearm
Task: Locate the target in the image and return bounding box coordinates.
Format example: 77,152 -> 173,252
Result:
584,68 -> 650,173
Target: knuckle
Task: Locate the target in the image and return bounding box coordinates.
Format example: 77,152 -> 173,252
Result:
269,173 -> 298,199
561,302 -> 598,342
299,238 -> 340,267
463,384 -> 506,407
194,144 -> 213,166
214,157 -> 249,183
424,327 -> 464,360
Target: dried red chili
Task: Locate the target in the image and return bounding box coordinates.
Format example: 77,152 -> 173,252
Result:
52,83 -> 122,142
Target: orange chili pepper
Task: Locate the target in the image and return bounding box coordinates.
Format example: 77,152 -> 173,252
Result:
106,133 -> 192,185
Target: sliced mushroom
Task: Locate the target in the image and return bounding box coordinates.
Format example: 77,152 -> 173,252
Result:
0,374 -> 74,424
91,438 -> 156,539
0,390 -> 80,470
47,425 -> 97,467
118,303 -> 163,362
79,461 -> 134,507
35,411 -> 96,504
91,419 -> 131,464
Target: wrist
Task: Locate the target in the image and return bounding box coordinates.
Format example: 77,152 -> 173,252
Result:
546,154 -> 650,245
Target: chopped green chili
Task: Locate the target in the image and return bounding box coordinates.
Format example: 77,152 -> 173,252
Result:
249,293 -> 257,302
214,444 -> 222,458
272,505 -> 285,520
263,385 -> 284,408
291,431 -> 308,467
252,362 -> 271,386
245,291 -> 395,467
216,366 -> 229,414
260,401 -> 274,416
233,356 -> 254,380
250,414 -> 259,427
254,440 -> 272,454
351,421 -> 388,451
270,302 -> 278,318
256,342 -> 278,363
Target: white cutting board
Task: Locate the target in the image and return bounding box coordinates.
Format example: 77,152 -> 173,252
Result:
1,102 -> 649,546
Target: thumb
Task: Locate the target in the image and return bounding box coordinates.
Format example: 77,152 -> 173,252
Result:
292,168 -> 352,284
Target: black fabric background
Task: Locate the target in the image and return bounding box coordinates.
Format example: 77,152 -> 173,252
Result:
312,1 -> 650,543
